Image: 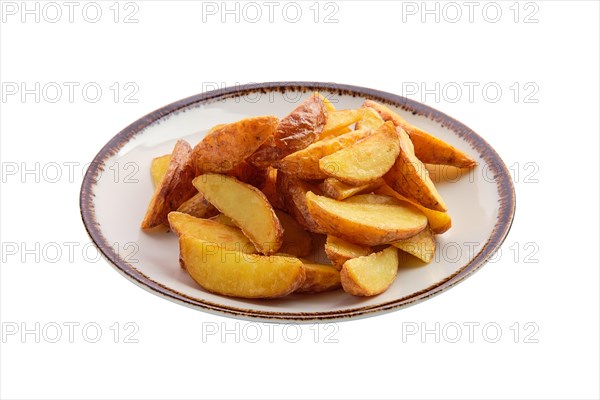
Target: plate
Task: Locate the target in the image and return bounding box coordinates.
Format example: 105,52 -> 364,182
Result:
80,82 -> 515,322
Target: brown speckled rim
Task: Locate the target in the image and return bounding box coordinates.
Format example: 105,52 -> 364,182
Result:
80,82 -> 515,323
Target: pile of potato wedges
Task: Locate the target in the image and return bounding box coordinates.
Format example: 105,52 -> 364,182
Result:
141,93 -> 476,298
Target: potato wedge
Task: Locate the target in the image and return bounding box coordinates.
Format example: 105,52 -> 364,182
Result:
248,94 -> 327,167
192,115 -> 278,174
306,192 -> 427,246
355,107 -> 384,131
180,235 -> 304,298
176,192 -> 218,219
324,235 -> 372,270
274,129 -> 372,180
150,154 -> 172,188
392,226 -> 435,263
320,109 -> 365,138
384,127 -> 448,212
363,100 -> 476,168
376,184 -> 451,234
341,247 -> 398,296
319,121 -> 400,185
318,178 -> 384,201
141,140 -> 197,229
193,174 -> 283,255
296,263 -> 341,293
275,209 -> 312,257
168,212 -> 256,253
276,173 -> 326,234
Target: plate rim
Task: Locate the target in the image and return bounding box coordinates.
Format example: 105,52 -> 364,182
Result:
80,81 -> 516,322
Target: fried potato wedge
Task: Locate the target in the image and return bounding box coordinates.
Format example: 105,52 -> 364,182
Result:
376,184 -> 451,234
168,212 -> 256,253
341,247 -> 398,296
192,115 -> 278,174
296,263 -> 341,293
274,129 -> 372,180
324,235 -> 372,270
355,107 -> 385,131
276,173 -> 325,234
275,209 -> 312,257
392,226 -> 435,263
176,192 -> 218,219
363,100 -> 476,168
306,192 -> 427,246
180,235 -> 305,298
384,127 -> 448,212
318,178 -> 384,201
150,154 -> 172,188
248,94 -> 327,167
141,140 -> 197,229
193,174 -> 283,255
319,122 -> 400,185
320,109 -> 365,139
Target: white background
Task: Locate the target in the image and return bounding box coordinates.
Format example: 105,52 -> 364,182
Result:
1,1 -> 599,399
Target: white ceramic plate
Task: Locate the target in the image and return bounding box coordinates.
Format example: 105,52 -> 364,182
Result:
80,82 -> 515,322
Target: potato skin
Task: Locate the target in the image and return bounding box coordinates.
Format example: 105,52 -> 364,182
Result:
248,94 -> 327,167
141,140 -> 197,229
176,193 -> 218,219
296,263 -> 341,293
192,115 -> 278,174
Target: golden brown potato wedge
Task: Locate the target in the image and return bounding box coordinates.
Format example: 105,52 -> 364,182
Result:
318,178 -> 384,201
319,122 -> 400,185
248,94 -> 327,167
176,192 -> 218,219
276,173 -> 326,234
392,226 -> 435,263
193,174 -> 283,255
275,209 -> 312,257
384,127 -> 448,212
141,140 -> 197,230
306,192 -> 427,246
168,212 -> 256,253
376,184 -> 451,234
296,263 -> 341,293
355,107 -> 385,131
192,115 -> 278,174
320,109 -> 365,138
150,154 -> 172,188
274,129 -> 372,180
363,100 -> 476,168
180,235 -> 305,298
316,92 -> 337,113
341,247 -> 398,296
324,235 -> 372,270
